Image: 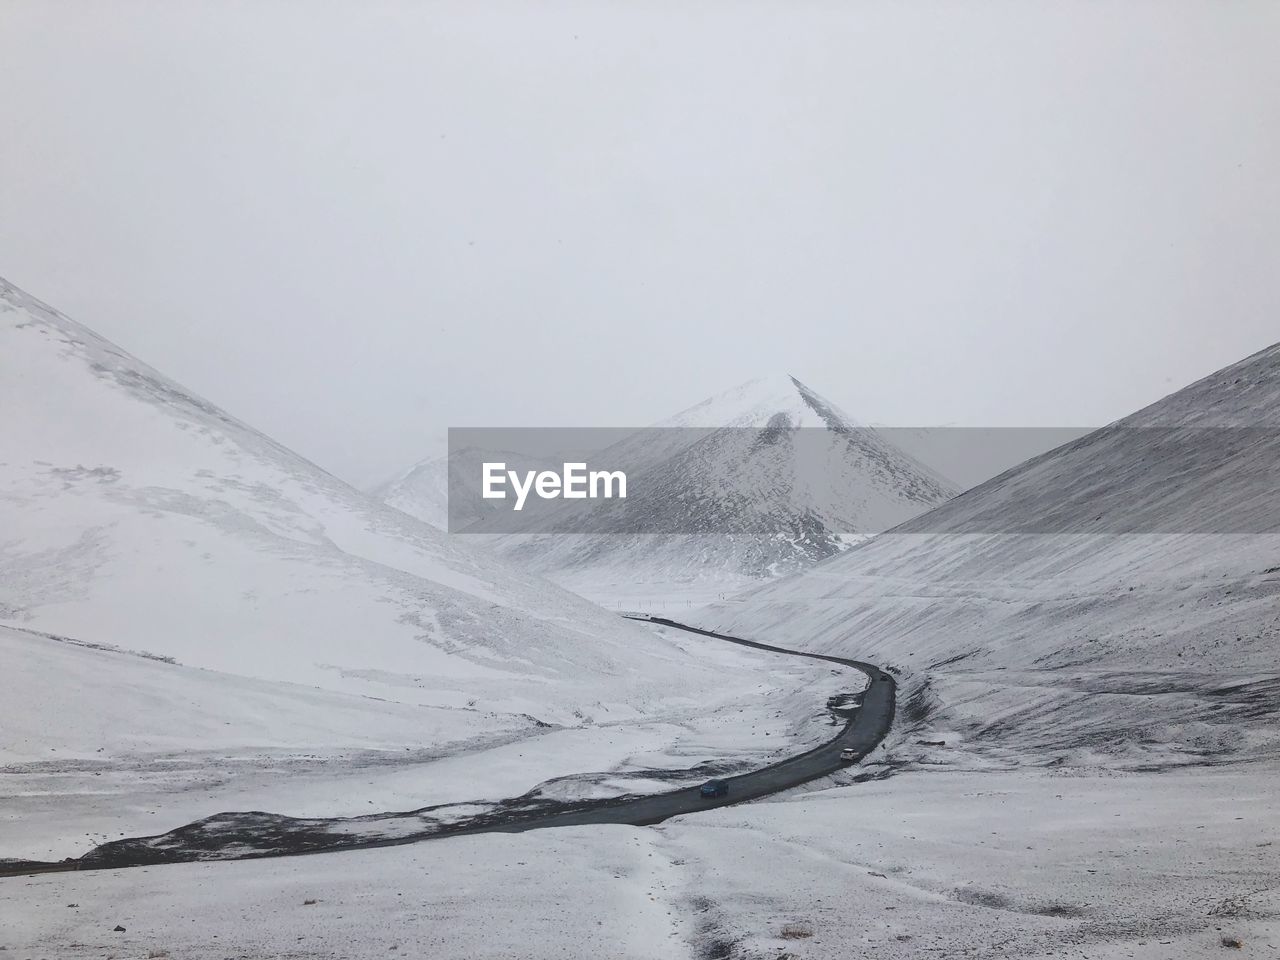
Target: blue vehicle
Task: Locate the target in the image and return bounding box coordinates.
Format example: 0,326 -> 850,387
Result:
699,779 -> 729,799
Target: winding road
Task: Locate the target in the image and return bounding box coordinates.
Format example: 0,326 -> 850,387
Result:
449,617 -> 896,834
1,617 -> 894,874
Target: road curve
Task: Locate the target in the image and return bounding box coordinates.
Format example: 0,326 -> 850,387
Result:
467,616 -> 897,832
0,617 -> 894,875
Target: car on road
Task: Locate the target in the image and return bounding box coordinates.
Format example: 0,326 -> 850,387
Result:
840,747 -> 857,763
699,779 -> 729,799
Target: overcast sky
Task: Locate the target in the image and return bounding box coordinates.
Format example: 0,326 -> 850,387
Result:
2,1 -> 1277,486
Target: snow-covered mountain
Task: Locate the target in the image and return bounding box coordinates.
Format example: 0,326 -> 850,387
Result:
374,445 -> 564,531
472,375 -> 959,603
370,443 -> 450,530
688,343 -> 1280,767
0,278 -> 726,731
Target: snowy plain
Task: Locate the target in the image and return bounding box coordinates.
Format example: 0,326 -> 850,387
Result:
7,766 -> 1275,959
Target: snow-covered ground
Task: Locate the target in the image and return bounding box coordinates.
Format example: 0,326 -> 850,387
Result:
7,766 -> 1275,959
1,622 -> 854,862
659,765 -> 1280,959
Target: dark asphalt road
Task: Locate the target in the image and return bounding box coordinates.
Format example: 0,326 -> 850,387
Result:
1,617 -> 894,874
467,616 -> 896,832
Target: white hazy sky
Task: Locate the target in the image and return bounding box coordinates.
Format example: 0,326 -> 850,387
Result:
2,1 -> 1277,486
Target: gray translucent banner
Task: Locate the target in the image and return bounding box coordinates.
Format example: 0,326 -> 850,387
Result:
446,426 -> 1278,535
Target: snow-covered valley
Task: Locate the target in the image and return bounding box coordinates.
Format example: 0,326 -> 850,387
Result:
0,280 -> 860,864
2,274 -> 1277,959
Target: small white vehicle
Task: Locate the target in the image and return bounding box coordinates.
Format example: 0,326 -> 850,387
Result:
839,747 -> 857,763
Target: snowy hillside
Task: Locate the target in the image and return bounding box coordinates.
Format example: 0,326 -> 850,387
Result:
688,343 -> 1280,767
475,376 -> 958,604
0,278 -> 735,727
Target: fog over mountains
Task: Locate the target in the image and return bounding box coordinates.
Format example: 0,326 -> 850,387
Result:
4,3 -> 1276,954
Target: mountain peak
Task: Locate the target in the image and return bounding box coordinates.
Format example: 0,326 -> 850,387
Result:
657,374 -> 860,431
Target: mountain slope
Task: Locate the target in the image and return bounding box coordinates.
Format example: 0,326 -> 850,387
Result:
687,344 -> 1280,767
0,278 -> 719,726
